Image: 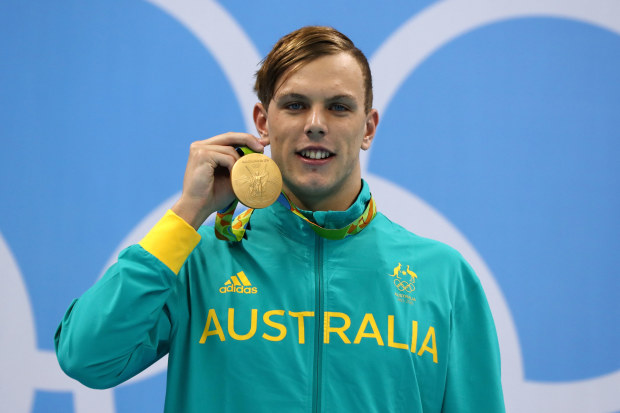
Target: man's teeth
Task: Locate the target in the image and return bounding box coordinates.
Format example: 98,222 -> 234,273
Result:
300,150 -> 331,159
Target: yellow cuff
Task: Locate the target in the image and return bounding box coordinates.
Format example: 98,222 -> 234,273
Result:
139,209 -> 201,274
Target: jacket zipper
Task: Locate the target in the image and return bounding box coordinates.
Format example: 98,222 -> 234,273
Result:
312,234 -> 324,413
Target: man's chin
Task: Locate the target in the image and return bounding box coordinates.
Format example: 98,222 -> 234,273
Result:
286,178 -> 332,195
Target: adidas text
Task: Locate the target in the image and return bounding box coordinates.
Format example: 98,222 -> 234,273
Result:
220,285 -> 257,294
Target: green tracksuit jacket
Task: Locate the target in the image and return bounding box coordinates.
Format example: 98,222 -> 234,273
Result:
55,181 -> 505,412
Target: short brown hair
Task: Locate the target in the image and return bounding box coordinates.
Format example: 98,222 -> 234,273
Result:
254,26 -> 373,113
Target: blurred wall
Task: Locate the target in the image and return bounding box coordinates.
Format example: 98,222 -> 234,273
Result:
1,1 -> 619,411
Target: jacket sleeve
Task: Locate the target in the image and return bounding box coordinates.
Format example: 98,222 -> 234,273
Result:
54,210 -> 201,389
442,260 -> 505,413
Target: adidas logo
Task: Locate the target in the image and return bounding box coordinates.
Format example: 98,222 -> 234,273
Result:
219,271 -> 257,294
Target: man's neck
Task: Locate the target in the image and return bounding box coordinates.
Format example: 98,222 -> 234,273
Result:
283,181 -> 362,212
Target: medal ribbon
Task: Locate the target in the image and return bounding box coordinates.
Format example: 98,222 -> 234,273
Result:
214,193 -> 377,242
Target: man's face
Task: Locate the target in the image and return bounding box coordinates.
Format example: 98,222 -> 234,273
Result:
254,52 -> 379,211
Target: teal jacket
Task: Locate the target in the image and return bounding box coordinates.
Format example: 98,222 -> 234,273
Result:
55,181 -> 505,412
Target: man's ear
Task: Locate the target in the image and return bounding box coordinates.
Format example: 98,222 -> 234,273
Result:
361,109 -> 379,150
253,103 -> 269,138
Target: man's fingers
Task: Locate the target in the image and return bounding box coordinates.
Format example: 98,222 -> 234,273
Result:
258,136 -> 271,147
203,147 -> 238,171
194,132 -> 266,153
187,140 -> 240,167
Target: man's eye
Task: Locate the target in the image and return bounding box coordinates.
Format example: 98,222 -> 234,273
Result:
331,103 -> 348,112
287,102 -> 304,110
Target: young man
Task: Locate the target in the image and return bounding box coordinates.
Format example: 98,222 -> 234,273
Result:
55,26 -> 505,412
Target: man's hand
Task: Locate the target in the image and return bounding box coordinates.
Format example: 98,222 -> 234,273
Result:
171,133 -> 267,230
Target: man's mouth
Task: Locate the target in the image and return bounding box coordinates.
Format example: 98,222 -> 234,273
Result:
299,149 -> 333,160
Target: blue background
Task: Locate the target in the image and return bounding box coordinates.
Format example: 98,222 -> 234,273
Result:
1,1 -> 618,411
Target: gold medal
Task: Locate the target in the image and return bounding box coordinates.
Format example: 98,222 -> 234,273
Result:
231,152 -> 282,208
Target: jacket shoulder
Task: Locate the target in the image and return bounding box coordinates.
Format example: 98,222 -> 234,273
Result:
370,212 -> 465,260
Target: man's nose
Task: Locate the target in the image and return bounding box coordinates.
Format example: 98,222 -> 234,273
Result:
305,107 -> 327,139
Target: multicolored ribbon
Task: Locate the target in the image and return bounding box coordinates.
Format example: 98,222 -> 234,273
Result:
214,193 -> 377,242
214,200 -> 253,241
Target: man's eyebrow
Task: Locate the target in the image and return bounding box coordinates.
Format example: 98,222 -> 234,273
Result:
275,93 -> 308,102
275,93 -> 359,104
326,94 -> 357,103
